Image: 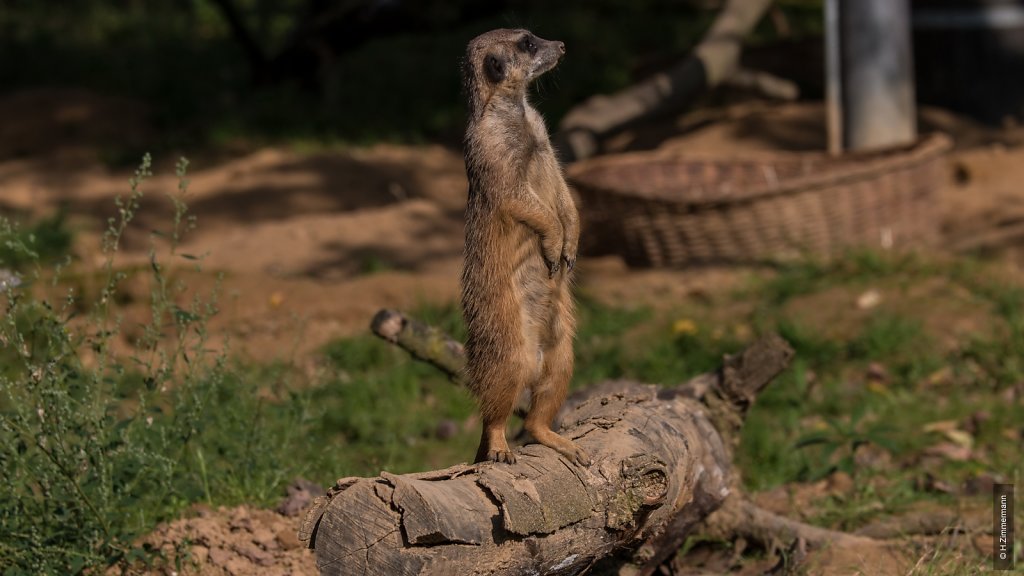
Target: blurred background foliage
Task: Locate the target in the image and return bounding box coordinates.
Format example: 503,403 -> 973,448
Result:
0,0 -> 822,149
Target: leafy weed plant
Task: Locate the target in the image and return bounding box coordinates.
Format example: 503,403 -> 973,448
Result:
0,156 -> 314,574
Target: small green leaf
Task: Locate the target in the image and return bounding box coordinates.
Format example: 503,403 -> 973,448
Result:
172,306 -> 199,324
794,434 -> 832,448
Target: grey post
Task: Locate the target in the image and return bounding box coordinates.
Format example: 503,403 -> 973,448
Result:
839,0 -> 917,151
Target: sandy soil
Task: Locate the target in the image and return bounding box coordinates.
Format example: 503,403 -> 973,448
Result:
4,89 -> 1022,574
137,505 -> 316,576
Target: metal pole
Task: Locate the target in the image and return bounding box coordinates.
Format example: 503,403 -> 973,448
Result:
840,0 -> 918,151
824,0 -> 843,155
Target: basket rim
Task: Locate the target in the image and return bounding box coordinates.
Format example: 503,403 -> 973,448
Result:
567,132 -> 953,207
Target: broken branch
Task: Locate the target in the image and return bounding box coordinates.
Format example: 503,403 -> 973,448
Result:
370,309 -> 466,385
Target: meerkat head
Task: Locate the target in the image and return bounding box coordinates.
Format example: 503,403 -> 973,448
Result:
463,28 -> 565,116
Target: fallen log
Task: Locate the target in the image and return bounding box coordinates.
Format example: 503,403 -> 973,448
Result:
302,310 -> 872,575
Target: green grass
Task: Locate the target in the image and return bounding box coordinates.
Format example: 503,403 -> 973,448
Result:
313,323 -> 478,475
735,254 -> 1024,536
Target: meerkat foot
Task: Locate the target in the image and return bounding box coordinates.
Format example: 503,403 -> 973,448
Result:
483,448 -> 517,464
475,431 -> 516,464
529,426 -> 591,466
547,438 -> 590,467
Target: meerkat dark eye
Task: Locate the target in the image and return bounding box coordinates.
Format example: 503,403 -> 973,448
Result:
484,54 -> 506,83
517,35 -> 537,55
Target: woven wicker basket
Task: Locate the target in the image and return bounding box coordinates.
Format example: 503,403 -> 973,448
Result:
568,133 -> 952,267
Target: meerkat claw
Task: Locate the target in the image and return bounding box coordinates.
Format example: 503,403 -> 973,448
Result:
546,259 -> 560,278
569,447 -> 591,467
486,449 -> 517,464
551,444 -> 590,466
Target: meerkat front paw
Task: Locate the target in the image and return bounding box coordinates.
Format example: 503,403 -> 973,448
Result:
561,251 -> 576,272
560,227 -> 578,273
542,241 -> 563,278
561,222 -> 579,272
545,257 -> 561,278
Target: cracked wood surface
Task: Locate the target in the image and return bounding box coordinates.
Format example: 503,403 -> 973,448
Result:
303,385 -> 729,576
300,331 -> 795,576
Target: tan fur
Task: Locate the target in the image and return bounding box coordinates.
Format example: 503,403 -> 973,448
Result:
460,29 -> 589,466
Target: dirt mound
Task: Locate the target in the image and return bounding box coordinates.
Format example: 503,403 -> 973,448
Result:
137,505 -> 316,576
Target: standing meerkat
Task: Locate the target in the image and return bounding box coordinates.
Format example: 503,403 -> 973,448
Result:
460,29 -> 590,466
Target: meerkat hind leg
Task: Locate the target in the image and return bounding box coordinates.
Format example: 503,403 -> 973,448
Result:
474,358 -> 529,464
475,389 -> 520,464
524,335 -> 591,466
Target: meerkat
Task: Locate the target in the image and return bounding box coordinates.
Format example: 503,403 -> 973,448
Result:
460,29 -> 590,467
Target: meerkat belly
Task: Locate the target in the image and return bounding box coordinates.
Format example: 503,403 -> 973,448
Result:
506,222 -> 555,347
526,154 -> 565,208
462,217 -> 547,330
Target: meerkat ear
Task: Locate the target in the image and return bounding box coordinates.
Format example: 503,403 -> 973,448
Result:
484,54 -> 505,84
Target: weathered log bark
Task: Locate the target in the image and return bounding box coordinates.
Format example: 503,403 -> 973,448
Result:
300,311 -> 799,575
302,382 -> 729,576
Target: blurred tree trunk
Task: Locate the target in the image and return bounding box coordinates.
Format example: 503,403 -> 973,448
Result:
555,0 -> 777,162
208,0 -> 270,77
